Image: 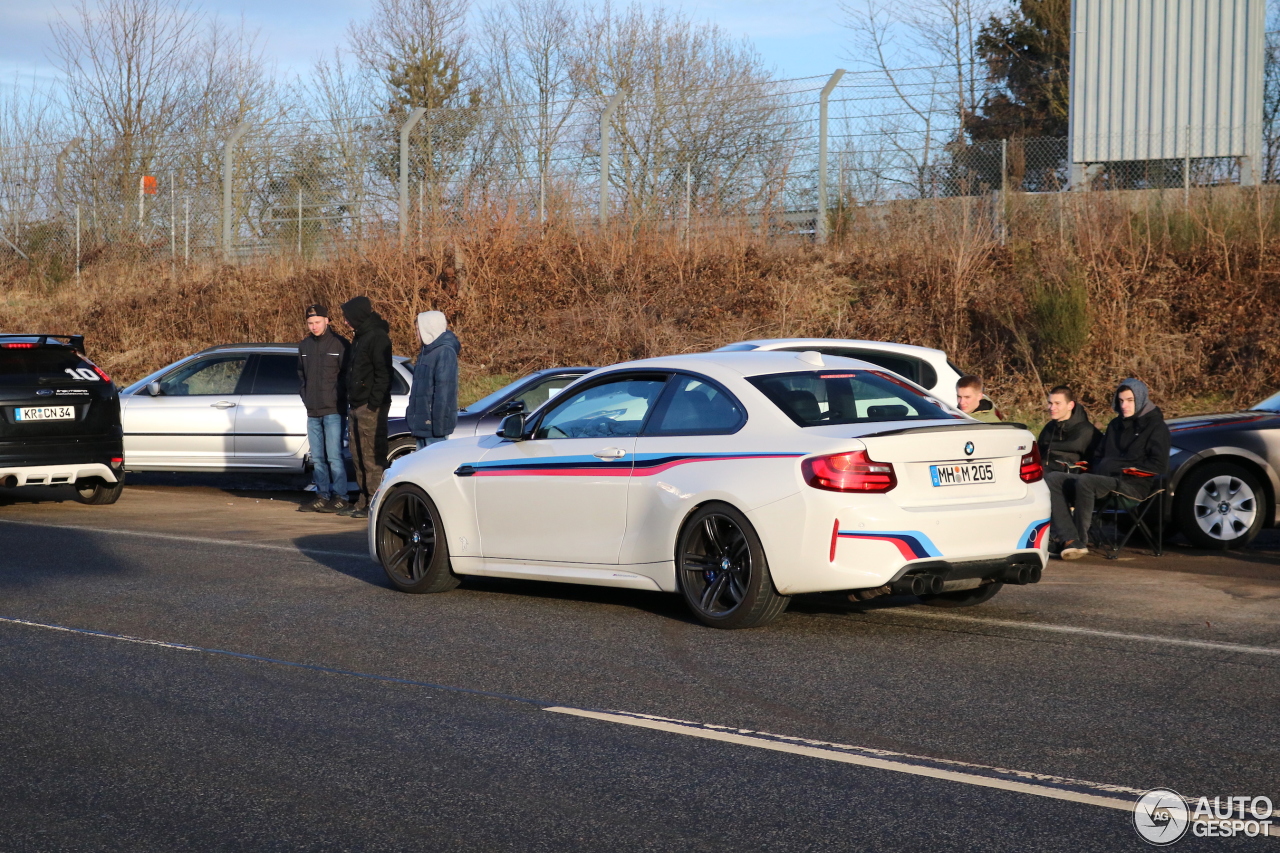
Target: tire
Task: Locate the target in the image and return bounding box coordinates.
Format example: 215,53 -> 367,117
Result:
74,475 -> 125,505
387,436 -> 417,464
675,502 -> 789,629
1174,461 -> 1267,550
920,580 -> 1004,608
375,484 -> 460,593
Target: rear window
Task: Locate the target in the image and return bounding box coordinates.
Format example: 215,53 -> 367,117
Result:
0,346 -> 99,383
748,369 -> 961,427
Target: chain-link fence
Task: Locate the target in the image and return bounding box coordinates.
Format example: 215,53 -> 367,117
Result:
0,65 -> 1274,270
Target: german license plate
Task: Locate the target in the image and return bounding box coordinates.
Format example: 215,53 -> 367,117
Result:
930,461 -> 995,487
15,405 -> 75,421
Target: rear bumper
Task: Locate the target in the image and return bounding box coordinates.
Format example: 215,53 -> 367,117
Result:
0,462 -> 120,486
0,437 -> 124,486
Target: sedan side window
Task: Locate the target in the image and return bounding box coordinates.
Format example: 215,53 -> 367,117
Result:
647,375 -> 745,435
535,376 -> 668,439
159,356 -> 248,396
248,354 -> 301,395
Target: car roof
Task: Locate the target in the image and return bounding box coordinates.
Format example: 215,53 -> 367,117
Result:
719,338 -> 949,359
608,350 -> 882,379
195,342 -> 415,364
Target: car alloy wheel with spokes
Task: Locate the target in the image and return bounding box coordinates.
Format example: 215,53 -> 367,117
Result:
1175,461 -> 1266,550
375,484 -> 459,593
676,502 -> 788,629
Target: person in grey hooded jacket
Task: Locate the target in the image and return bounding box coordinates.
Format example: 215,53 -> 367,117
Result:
405,311 -> 460,450
1044,378 -> 1169,559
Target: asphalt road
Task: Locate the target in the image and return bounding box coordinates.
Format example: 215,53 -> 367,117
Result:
0,476 -> 1277,851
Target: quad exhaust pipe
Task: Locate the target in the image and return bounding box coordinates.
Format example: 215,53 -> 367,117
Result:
889,573 -> 944,597
1002,563 -> 1043,585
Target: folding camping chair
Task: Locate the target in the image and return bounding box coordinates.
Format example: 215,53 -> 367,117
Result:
1091,476 -> 1166,559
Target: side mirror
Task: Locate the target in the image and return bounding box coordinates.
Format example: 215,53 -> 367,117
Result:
499,412 -> 527,440
495,398 -> 526,415
147,381 -> 163,396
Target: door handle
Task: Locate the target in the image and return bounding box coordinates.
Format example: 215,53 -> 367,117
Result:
593,447 -> 626,460
211,401 -> 237,409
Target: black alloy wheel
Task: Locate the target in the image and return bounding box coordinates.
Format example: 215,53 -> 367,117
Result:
376,485 -> 459,593
676,502 -> 789,629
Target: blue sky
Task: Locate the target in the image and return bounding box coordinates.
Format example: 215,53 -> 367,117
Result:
0,0 -> 854,88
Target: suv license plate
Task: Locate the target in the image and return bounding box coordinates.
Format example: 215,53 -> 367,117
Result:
930,461 -> 995,487
16,406 -> 75,421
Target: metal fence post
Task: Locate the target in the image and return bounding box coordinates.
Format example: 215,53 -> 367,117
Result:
75,203 -> 81,284
817,69 -> 846,244
1000,138 -> 1008,245
1184,124 -> 1191,209
599,92 -> 624,228
55,138 -> 82,218
399,107 -> 427,247
222,121 -> 249,261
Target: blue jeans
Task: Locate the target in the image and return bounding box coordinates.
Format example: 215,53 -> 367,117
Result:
308,414 -> 346,499
416,435 -> 447,451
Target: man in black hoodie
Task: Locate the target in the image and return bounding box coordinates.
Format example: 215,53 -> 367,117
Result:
1037,385 -> 1101,474
339,295 -> 393,519
1045,378 -> 1170,559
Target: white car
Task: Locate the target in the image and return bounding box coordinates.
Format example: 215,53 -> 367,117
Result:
716,339 -> 964,406
367,351 -> 1050,629
119,344 -> 413,472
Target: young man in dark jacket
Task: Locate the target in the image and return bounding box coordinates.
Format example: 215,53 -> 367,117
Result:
1037,385 -> 1101,474
406,311 -> 460,450
339,295 -> 393,519
1045,378 -> 1170,559
297,304 -> 350,513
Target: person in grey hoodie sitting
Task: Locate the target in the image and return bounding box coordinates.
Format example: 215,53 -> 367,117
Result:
406,311 -> 460,450
1045,378 -> 1170,559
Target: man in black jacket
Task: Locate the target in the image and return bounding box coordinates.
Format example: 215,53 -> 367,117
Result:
1045,378 -> 1170,559
1038,385 -> 1101,474
297,304 -> 350,513
339,295 -> 393,519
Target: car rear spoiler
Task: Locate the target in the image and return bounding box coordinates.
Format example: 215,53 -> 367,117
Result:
0,333 -> 86,352
858,422 -> 1028,439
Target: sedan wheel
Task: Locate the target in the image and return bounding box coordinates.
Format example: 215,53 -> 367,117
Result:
676,503 -> 788,629
376,484 -> 459,593
387,436 -> 417,464
1175,461 -> 1266,550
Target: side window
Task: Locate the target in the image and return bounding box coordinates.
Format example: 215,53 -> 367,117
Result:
647,375 -> 745,436
534,375 -> 668,439
390,367 -> 410,396
158,356 -> 248,396
248,355 -> 301,395
506,374 -> 581,414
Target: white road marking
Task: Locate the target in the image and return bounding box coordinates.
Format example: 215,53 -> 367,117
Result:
0,518 -> 367,559
880,609 -> 1280,658
2,612 -> 1274,833
547,708 -> 1280,835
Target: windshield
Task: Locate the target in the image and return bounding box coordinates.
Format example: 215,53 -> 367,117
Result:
748,369 -> 962,427
1252,391 -> 1280,412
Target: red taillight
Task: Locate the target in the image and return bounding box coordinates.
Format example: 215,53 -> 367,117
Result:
90,364 -> 111,383
1020,444 -> 1044,483
110,457 -> 123,466
803,450 -> 897,493
2,342 -> 37,348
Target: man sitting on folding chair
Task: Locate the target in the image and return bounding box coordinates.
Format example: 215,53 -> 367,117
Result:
1045,378 -> 1170,560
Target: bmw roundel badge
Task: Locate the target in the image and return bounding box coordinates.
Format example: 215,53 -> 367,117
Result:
964,441 -> 975,456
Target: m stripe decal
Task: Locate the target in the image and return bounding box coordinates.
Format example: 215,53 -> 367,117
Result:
836,530 -> 941,561
1018,519 -> 1051,550
468,452 -> 805,477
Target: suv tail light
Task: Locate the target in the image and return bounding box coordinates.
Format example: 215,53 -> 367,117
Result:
90,363 -> 111,383
1019,444 -> 1043,483
803,450 -> 897,493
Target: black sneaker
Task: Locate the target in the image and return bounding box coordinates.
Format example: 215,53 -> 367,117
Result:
298,496 -> 329,513
347,507 -> 369,519
337,503 -> 361,517
319,497 -> 348,514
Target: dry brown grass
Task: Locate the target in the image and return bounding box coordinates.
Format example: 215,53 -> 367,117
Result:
4,186 -> 1279,420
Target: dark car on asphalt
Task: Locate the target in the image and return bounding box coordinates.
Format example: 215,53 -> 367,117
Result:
1167,390 -> 1280,548
0,334 -> 125,504
385,367 -> 593,462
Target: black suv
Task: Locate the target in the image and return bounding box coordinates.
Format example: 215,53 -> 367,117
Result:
0,334 -> 125,504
